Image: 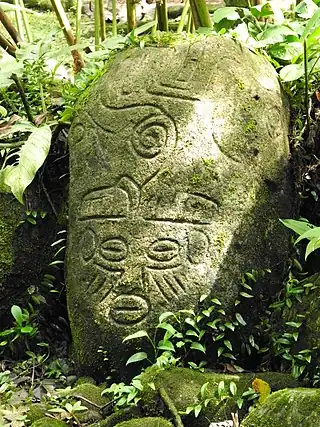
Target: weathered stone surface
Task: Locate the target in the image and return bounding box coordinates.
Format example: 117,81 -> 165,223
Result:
114,418 -> 174,427
241,388 -> 320,427
68,35 -> 294,376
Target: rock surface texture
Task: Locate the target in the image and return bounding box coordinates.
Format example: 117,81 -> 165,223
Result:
68,36 -> 294,375
241,388 -> 320,426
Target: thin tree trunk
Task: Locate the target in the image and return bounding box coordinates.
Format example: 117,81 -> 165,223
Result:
0,5 -> 22,45
156,0 -> 168,31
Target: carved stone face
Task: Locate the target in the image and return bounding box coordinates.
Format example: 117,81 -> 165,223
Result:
79,219 -> 211,326
68,36 -> 292,375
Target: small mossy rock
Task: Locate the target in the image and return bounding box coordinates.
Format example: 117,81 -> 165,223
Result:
115,418 -> 173,427
72,383 -> 110,408
31,417 -> 68,427
139,367 -> 300,427
27,404 -> 47,423
240,388 -> 320,427
98,407 -> 141,426
76,376 -> 96,386
68,35 -> 294,377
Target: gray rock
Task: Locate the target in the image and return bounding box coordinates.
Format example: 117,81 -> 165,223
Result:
67,36 -> 294,376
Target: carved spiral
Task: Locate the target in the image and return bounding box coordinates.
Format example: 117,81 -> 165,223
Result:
131,114 -> 173,159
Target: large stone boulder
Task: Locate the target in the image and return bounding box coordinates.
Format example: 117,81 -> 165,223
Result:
67,35 -> 294,376
241,388 -> 320,427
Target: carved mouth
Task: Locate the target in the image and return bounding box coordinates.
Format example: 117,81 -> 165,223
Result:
110,295 -> 149,325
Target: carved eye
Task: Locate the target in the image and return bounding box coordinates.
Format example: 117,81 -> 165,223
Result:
148,239 -> 179,263
100,238 -> 127,262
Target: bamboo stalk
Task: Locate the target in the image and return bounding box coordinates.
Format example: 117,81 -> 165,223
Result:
19,0 -> 32,42
0,32 -> 16,56
177,0 -> 189,34
75,0 -> 82,43
98,0 -> 105,41
0,5 -> 22,45
126,0 -> 136,32
156,0 -> 168,31
190,0 -> 212,29
50,0 -> 84,73
13,0 -> 24,41
112,0 -> 117,36
94,0 -> 100,49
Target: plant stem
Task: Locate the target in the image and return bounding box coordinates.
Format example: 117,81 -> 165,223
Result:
126,0 -> 136,32
177,0 -> 189,34
112,0 -> 117,36
19,0 -> 32,42
0,5 -> 22,45
13,0 -> 24,41
303,40 -> 310,134
11,74 -> 34,123
98,0 -> 106,41
50,0 -> 84,72
159,387 -> 184,427
94,0 -> 100,50
186,8 -> 192,33
156,0 -> 168,31
0,33 -> 16,56
76,0 -> 82,43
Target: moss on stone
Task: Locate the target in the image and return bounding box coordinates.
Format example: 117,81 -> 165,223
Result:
27,404 -> 47,423
139,367 -> 300,427
97,407 -> 141,426
241,388 -> 320,427
72,383 -> 110,408
115,418 -> 173,427
31,417 -> 68,427
75,376 -> 96,386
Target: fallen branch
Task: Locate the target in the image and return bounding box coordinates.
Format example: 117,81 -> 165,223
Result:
159,386 -> 184,427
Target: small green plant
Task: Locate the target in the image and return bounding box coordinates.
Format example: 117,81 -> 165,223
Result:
102,375 -> 143,408
281,218 -> 320,260
48,400 -> 88,425
0,305 -> 38,356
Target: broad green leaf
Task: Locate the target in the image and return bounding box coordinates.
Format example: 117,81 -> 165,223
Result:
190,342 -> 206,353
224,340 -> 233,351
122,330 -> 149,342
133,20 -> 157,36
213,7 -> 240,23
0,121 -> 36,139
126,352 -> 148,365
11,305 -> 23,325
280,218 -> 314,235
269,42 -> 303,61
21,326 -> 33,334
256,25 -> 297,47
157,339 -> 175,351
217,380 -> 225,396
200,381 -> 209,398
3,125 -> 51,204
0,56 -> 24,89
235,313 -> 246,326
158,311 -> 174,323
296,0 -> 319,20
250,4 -> 274,19
295,227 -> 320,244
300,7 -> 320,42
230,381 -> 237,396
157,323 -> 176,338
305,237 -> 320,259
194,404 -> 202,418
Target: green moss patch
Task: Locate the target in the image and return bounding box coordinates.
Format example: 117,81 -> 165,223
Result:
115,417 -> 174,427
241,388 -> 320,427
31,417 -> 68,427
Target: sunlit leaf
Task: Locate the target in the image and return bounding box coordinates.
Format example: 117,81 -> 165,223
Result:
126,352 -> 148,365
252,378 -> 271,403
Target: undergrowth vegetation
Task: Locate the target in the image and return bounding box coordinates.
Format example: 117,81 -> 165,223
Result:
1,0 -> 320,426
